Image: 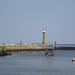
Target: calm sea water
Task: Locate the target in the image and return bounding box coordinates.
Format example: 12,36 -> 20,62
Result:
0,50 -> 75,75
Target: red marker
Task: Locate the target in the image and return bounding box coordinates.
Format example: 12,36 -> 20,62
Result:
55,41 -> 56,43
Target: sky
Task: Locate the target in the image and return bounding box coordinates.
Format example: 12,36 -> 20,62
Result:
0,0 -> 75,44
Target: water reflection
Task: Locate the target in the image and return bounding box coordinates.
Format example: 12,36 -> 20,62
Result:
72,61 -> 75,64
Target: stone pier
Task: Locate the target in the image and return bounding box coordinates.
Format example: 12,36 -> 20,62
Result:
0,44 -> 54,55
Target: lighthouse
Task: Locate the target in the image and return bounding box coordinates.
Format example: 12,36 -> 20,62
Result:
42,30 -> 45,44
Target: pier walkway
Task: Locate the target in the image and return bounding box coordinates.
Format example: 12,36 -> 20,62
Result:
55,44 -> 75,50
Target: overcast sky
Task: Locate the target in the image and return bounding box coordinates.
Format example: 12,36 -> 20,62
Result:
0,0 -> 75,44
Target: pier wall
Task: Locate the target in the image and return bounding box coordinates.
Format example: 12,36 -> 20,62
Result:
0,44 -> 54,53
55,44 -> 75,50
55,47 -> 75,50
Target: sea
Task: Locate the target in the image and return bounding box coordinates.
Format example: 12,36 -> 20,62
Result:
0,50 -> 75,75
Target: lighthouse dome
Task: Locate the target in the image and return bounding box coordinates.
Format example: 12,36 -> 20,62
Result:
43,30 -> 45,33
